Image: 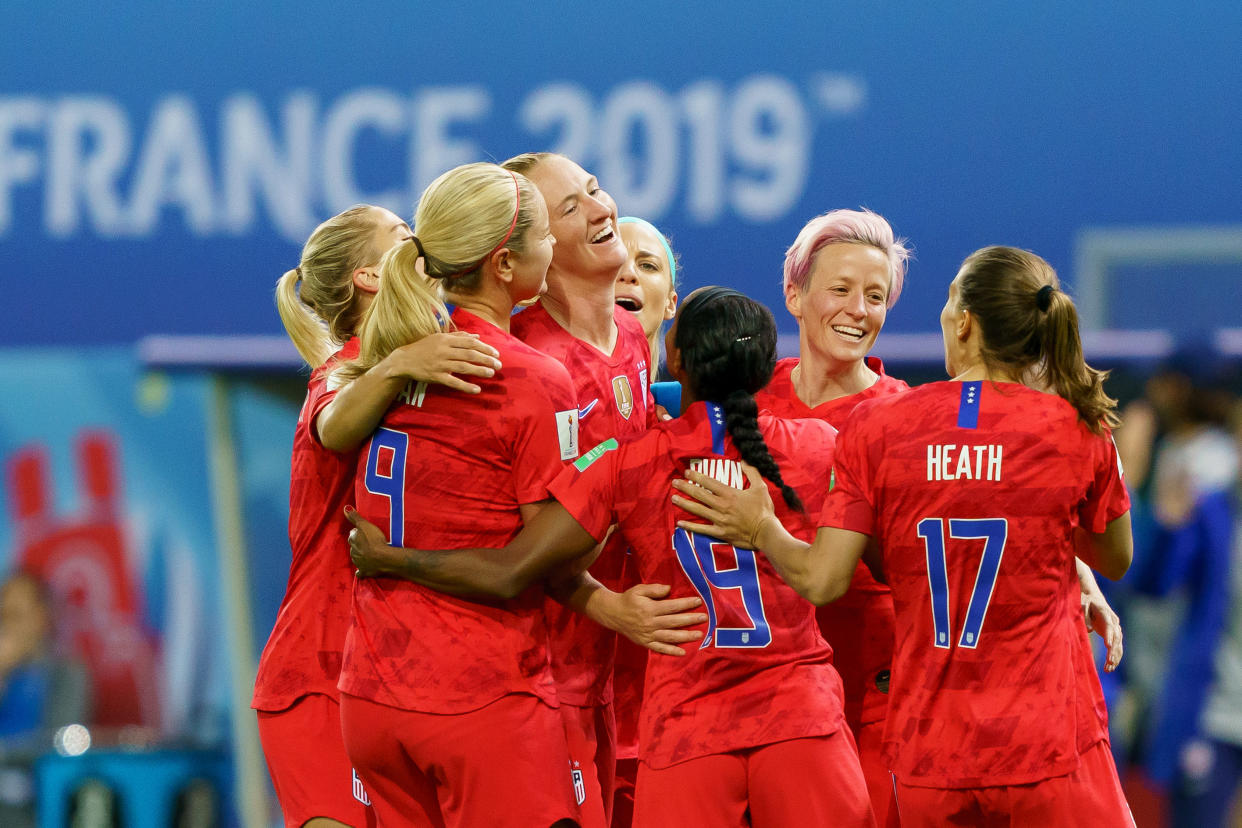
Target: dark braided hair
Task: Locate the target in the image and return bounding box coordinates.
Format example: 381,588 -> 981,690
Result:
674,287 -> 805,513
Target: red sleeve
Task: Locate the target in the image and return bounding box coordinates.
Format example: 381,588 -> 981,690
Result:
304,340 -> 359,449
1079,431 -> 1131,533
302,374 -> 339,449
547,438 -> 621,542
508,363 -> 582,505
818,410 -> 877,536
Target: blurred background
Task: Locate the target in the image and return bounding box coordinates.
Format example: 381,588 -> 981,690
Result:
2,2 -> 1240,825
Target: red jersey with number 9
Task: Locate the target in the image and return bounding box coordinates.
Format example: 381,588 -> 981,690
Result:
338,309 -> 581,714
549,402 -> 846,769
820,380 -> 1129,788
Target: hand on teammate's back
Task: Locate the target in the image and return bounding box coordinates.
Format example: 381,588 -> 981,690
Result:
387,332 -> 502,395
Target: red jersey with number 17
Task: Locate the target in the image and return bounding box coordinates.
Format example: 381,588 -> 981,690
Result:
253,337 -> 360,712
511,302 -> 654,708
756,355 -> 906,730
550,402 -> 845,769
338,309 -> 581,714
820,380 -> 1129,788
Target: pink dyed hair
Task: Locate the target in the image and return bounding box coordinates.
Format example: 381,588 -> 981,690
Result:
782,208 -> 910,308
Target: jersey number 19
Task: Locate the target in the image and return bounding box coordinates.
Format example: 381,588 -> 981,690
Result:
673,528 -> 771,649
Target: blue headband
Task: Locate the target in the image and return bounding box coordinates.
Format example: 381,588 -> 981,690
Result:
617,216 -> 676,287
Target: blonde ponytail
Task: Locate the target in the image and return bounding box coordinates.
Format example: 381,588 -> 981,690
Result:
274,205 -> 387,368
275,267 -> 333,367
333,240 -> 451,385
333,162 -> 544,386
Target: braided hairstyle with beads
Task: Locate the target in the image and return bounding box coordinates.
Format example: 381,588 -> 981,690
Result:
674,286 -> 804,512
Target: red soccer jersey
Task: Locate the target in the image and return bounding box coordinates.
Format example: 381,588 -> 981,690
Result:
820,380 -> 1130,788
756,355 -> 907,728
511,302 -> 654,709
1072,605 -> 1111,752
338,309 -> 581,714
253,338 -> 361,711
550,402 -> 846,769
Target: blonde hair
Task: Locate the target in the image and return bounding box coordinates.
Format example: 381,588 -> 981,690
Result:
416,162 -> 541,295
501,151 -> 557,178
275,205 -> 388,367
335,162 -> 540,384
334,240 -> 450,384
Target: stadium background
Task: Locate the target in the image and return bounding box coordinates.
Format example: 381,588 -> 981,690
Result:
2,2 -> 1240,825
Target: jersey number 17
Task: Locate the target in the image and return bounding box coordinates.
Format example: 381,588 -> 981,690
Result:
917,517 -> 1008,650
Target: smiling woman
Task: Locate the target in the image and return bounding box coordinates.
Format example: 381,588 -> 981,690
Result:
751,207 -> 911,826
615,216 -> 679,372
501,151 -> 662,828
780,209 -> 908,404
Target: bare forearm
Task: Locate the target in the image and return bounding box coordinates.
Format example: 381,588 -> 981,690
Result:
749,517 -> 822,601
551,572 -> 615,626
386,545 -> 522,598
551,572 -> 710,657
756,523 -> 868,606
317,361 -> 408,452
1076,557 -> 1102,597
350,501 -> 601,600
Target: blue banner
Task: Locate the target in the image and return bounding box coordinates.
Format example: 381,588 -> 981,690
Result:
4,2 -> 1239,345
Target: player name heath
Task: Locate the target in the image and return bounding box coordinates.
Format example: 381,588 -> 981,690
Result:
927,444 -> 1002,482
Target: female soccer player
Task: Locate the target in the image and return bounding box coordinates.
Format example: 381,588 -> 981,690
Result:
256,204 -> 500,828
615,216 -> 679,373
349,286 -> 876,828
331,162 -> 594,828
501,153 -> 660,827
755,208 -> 910,824
612,214 -> 680,824
674,246 -> 1135,826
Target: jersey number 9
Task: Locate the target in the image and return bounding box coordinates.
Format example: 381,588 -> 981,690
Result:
363,428 -> 409,547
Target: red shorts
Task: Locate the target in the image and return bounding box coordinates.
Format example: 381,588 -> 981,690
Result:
611,757 -> 638,828
560,702 -> 616,828
855,718 -> 898,828
893,739 -> 1134,828
256,693 -> 375,828
633,731 -> 875,828
340,692 -> 579,828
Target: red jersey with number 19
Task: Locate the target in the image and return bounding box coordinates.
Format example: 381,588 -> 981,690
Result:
338,309 -> 581,714
550,402 -> 846,769
820,380 -> 1129,788
756,355 -> 906,730
253,337 -> 361,712
511,303 -> 654,708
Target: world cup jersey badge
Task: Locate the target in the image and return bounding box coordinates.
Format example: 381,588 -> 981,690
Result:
612,375 -> 634,420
